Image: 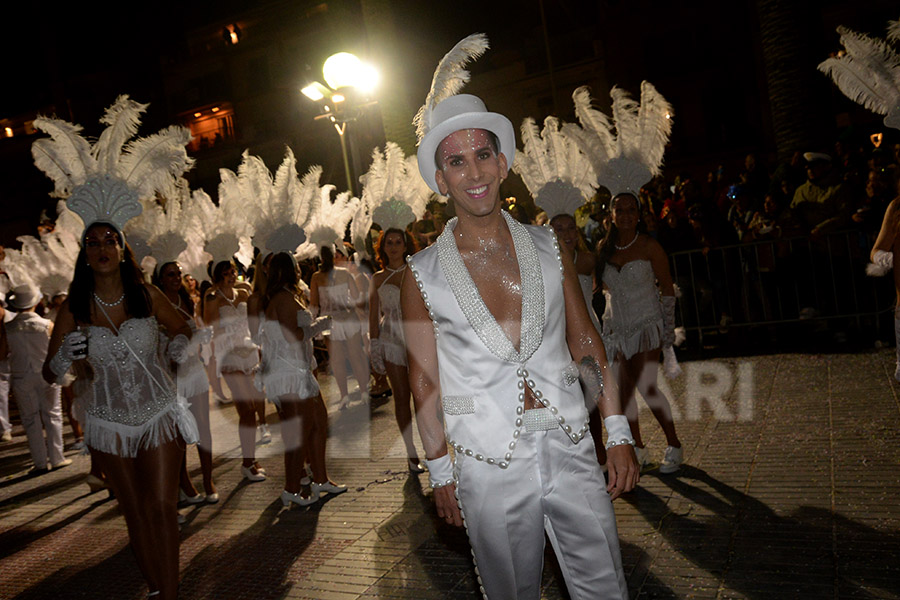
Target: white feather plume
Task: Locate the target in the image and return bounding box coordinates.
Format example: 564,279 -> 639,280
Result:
414,33 -> 489,143
0,226 -> 80,299
889,19 -> 900,43
244,147 -> 309,255
818,25 -> 900,130
300,186 -> 359,258
568,83 -> 673,197
31,95 -> 194,235
362,142 -> 431,233
512,116 -> 596,219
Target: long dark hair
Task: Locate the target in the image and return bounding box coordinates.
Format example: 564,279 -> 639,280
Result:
68,223 -> 151,324
151,261 -> 193,317
262,252 -> 304,311
595,193 -> 645,280
375,228 -> 418,269
319,245 -> 334,273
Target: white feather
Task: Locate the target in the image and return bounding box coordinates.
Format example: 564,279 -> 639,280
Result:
414,33 -> 489,142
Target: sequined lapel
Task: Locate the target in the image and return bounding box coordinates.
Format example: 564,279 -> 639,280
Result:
436,211 -> 545,363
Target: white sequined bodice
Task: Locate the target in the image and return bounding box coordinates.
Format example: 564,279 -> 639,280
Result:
318,280 -> 354,314
259,315 -> 314,373
215,302 -> 254,352
84,317 -> 176,426
601,259 -> 662,336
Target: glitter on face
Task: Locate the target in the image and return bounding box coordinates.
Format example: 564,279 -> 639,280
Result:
437,129 -> 496,171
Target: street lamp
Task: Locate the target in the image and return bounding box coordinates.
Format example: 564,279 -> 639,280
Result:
302,52 -> 379,195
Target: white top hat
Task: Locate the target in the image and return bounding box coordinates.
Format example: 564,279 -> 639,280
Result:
8,283 -> 42,310
416,94 -> 516,194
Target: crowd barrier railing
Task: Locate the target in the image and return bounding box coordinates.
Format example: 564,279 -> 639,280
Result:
666,229 -> 895,346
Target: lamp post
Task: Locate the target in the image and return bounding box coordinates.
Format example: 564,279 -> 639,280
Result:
302,52 -> 379,195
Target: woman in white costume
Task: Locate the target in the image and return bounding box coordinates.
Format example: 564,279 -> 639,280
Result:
369,228 -> 425,473
36,96 -> 196,599
597,193 -> 683,472
155,261 -> 217,503
309,246 -> 370,409
45,223 -> 198,599
566,81 -> 684,473
204,259 -> 267,481
259,252 -> 346,506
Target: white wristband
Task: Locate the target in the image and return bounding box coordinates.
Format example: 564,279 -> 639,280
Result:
604,414 -> 635,449
425,454 -> 454,488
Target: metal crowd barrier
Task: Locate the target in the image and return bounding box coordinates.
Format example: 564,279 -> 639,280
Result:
666,229 -> 895,346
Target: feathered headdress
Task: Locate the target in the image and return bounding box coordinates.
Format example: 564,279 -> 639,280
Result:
0,228 -> 80,299
414,34 -> 516,194
31,95 -> 194,237
513,116 -> 597,220
563,82 -> 673,198
291,165 -> 359,259
364,142 -> 431,231
818,23 -> 900,130
203,150 -> 263,268
246,147 -> 310,256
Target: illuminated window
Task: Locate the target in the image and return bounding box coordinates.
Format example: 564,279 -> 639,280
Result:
183,103 -> 236,152
4,127 -> 12,138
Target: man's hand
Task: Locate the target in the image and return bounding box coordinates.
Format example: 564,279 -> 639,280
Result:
605,444 -> 639,500
434,484 -> 463,527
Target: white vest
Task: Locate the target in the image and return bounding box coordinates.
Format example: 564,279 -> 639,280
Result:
408,212 -> 590,469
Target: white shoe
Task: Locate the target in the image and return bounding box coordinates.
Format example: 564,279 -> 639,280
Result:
281,489 -> 317,507
1,430 -> 12,443
660,446 -> 684,474
179,489 -> 205,505
257,424 -> 272,444
241,464 -> 266,482
311,480 -> 347,496
70,440 -> 85,451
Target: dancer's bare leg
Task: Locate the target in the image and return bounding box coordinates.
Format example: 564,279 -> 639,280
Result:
188,391 -> 215,495
94,437 -> 183,599
633,348 -> 681,448
385,361 -> 419,462
325,337 -> 350,400
279,397 -> 303,493
224,372 -> 258,469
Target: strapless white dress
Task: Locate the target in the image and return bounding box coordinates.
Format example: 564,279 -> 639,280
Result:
318,280 -> 360,341
377,283 -> 408,366
601,259 -> 663,361
214,302 -> 259,375
81,317 -> 198,456
255,315 -> 319,407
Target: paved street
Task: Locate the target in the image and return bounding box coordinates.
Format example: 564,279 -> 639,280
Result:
1,349 -> 899,599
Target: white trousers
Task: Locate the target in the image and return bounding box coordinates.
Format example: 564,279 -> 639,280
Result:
0,369 -> 10,433
12,373 -> 64,468
454,426 -> 628,600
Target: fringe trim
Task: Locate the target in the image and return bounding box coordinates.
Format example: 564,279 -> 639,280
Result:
260,371 -> 319,402
603,319 -> 664,362
83,398 -> 199,457
177,361 -> 210,399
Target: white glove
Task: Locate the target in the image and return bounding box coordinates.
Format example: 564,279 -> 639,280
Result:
166,334 -> 191,364
49,331 -> 87,378
660,295 -> 677,348
874,249 -> 894,268
370,337 -> 386,374
194,326 -> 214,345
307,316 -> 331,338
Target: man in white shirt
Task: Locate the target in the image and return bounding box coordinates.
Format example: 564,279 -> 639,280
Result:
5,284 -> 70,473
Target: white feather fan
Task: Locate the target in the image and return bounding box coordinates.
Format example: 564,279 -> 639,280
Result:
363,142 -> 431,233
818,25 -> 900,130
512,116 -> 597,219
565,82 -> 673,197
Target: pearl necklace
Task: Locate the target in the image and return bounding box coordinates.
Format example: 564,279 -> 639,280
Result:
93,291 -> 125,307
615,231 -> 639,251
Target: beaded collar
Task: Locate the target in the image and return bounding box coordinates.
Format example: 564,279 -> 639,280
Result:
436,210 -> 545,364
